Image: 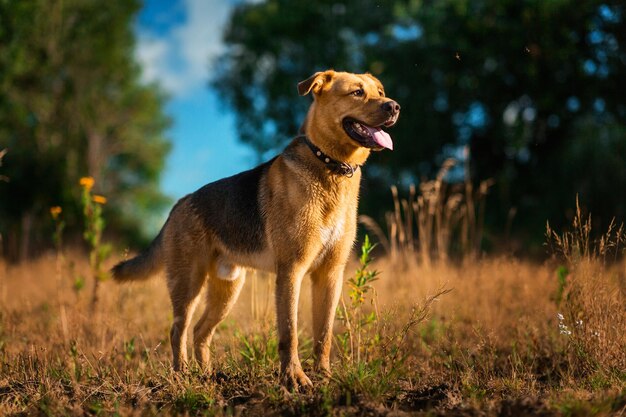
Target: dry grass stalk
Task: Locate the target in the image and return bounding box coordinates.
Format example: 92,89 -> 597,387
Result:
360,155 -> 493,267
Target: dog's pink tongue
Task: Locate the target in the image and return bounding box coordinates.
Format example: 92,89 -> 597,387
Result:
365,125 -> 393,150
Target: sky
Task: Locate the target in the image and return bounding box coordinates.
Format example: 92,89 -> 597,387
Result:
135,0 -> 256,200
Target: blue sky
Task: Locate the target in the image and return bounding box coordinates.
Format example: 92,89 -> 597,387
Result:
135,0 -> 256,200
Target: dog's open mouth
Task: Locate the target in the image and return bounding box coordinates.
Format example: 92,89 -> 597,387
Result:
342,118 -> 394,150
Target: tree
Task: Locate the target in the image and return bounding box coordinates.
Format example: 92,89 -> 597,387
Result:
213,0 -> 626,246
0,0 -> 171,261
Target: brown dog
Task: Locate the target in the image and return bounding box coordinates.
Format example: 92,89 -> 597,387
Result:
111,70 -> 400,389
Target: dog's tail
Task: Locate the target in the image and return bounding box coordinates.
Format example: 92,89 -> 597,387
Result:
111,230 -> 165,282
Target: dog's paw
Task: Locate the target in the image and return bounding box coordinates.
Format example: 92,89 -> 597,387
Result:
314,362 -> 332,380
281,366 -> 313,392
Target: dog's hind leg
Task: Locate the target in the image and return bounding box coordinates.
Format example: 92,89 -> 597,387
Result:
167,262 -> 206,371
193,260 -> 245,370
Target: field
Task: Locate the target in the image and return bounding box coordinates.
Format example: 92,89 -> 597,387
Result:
1,222 -> 625,416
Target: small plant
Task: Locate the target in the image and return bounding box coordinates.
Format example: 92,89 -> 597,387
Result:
335,236 -> 451,401
50,206 -> 66,294
69,340 -> 83,382
236,329 -> 279,368
337,235 -> 379,365
553,265 -> 569,307
79,176 -> 112,309
73,273 -> 86,296
123,337 -> 136,361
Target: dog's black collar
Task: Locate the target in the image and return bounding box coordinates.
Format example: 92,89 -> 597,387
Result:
298,135 -> 360,178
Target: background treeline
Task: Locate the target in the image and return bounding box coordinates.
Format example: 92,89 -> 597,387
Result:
213,0 -> 626,252
1,0 -> 625,262
0,0 -> 170,261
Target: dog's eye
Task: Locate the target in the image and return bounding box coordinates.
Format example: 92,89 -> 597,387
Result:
351,89 -> 365,97
378,89 -> 385,97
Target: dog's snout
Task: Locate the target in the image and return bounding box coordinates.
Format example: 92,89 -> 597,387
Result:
382,100 -> 401,115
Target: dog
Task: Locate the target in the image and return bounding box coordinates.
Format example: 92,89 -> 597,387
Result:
111,70 -> 400,389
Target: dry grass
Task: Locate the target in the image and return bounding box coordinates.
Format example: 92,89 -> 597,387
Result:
1,175 -> 624,415
1,66 -> 623,408
1,240 -> 624,416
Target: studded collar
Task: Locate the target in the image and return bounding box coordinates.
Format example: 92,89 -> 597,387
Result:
297,135 -> 360,178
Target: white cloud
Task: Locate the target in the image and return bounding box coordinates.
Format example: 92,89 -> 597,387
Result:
135,0 -> 232,97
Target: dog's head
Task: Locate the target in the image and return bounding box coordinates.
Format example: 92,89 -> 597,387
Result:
298,70 -> 400,156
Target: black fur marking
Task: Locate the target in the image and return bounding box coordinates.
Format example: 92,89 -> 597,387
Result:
188,158 -> 275,254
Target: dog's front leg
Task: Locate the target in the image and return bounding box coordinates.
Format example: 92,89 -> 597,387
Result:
275,264 -> 312,390
311,262 -> 344,376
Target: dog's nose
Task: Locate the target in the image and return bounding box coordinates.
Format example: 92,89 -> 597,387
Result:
382,100 -> 401,115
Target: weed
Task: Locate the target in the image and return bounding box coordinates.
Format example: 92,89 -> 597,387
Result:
235,329 -> 278,369
79,176 -> 112,309
123,337 -> 136,361
336,234 -> 380,364
73,274 -> 86,295
173,389 -> 215,413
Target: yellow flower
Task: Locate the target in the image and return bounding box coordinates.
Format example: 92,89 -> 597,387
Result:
92,195 -> 107,205
79,176 -> 95,190
50,206 -> 62,219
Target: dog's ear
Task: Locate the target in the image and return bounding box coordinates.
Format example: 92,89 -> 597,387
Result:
297,70 -> 334,96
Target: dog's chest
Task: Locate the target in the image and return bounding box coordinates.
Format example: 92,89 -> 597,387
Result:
318,215 -> 345,247
312,187 -> 353,249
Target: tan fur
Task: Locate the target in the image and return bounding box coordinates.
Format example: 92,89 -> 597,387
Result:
111,70 -> 400,390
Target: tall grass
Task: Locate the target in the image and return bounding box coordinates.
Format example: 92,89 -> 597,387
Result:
360,157 -> 493,267
546,197 -> 626,384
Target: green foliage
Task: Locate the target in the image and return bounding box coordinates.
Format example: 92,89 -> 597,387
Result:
236,329 -> 279,368
348,235 -> 379,308
337,235 -> 380,364
555,265 -> 569,306
73,276 -> 85,294
173,390 -> 215,414
123,338 -> 136,362
214,0 -> 626,243
0,0 -> 171,260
